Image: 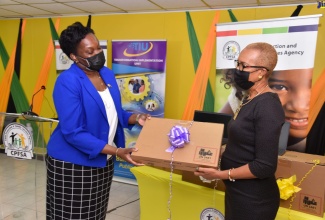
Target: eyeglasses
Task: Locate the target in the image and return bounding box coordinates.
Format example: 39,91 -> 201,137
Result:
234,60 -> 269,72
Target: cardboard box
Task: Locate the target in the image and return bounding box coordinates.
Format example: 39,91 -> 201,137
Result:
276,151 -> 325,217
132,117 -> 223,172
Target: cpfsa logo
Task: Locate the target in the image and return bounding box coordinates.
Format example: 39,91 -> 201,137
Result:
222,41 -> 240,60
123,42 -> 153,57
2,123 -> 34,159
59,52 -> 70,65
317,1 -> 325,8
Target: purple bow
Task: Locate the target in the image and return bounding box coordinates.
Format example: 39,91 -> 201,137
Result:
166,125 -> 190,152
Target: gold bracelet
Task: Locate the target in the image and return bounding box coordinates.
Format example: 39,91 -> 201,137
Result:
228,168 -> 235,182
115,148 -> 119,157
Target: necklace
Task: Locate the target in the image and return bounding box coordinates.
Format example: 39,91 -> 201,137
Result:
98,74 -> 104,86
233,84 -> 269,120
98,74 -> 112,88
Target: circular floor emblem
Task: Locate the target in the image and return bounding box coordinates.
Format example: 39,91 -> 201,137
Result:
200,208 -> 224,220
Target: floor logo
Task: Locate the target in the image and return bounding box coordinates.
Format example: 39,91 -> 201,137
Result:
200,208 -> 224,220
2,122 -> 34,159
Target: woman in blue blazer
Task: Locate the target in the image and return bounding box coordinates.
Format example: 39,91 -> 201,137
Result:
46,22 -> 149,220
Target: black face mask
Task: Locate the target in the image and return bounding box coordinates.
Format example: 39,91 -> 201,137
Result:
77,51 -> 106,71
233,69 -> 255,90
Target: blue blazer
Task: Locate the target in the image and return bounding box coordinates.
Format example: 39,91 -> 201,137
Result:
47,64 -> 132,168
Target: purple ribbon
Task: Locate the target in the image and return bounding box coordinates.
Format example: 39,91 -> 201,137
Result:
166,125 -> 190,152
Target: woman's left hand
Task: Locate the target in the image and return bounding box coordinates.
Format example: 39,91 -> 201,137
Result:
194,167 -> 220,180
136,113 -> 151,126
117,148 -> 144,166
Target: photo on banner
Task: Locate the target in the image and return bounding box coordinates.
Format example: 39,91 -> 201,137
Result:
215,15 -> 321,153
112,40 -> 167,180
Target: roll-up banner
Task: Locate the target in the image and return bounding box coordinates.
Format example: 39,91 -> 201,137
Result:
215,15 -> 321,152
112,40 -> 167,182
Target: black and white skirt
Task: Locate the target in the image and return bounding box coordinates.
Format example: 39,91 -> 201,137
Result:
46,155 -> 114,220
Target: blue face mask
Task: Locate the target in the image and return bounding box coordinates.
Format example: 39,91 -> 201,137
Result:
77,51 -> 106,71
234,69 -> 255,90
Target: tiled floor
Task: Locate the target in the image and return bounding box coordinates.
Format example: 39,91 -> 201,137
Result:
0,153 -> 140,220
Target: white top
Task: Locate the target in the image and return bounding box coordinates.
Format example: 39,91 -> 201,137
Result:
98,88 -> 118,159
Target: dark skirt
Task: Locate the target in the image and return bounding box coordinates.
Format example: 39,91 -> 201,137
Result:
223,177 -> 280,220
46,155 -> 114,220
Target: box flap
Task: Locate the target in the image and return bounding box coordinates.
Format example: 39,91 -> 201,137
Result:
280,150 -> 325,165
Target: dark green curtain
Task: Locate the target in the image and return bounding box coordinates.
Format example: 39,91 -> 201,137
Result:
291,5 -> 303,17
48,18 -> 59,44
227,9 -> 238,22
10,19 -> 30,114
0,38 -> 9,70
87,15 -> 92,28
7,19 -> 23,114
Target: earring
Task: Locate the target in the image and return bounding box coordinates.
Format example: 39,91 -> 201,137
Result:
258,75 -> 263,79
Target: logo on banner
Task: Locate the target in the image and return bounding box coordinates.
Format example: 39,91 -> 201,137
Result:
317,1 -> 325,8
2,123 -> 34,159
123,42 -> 153,57
200,208 -> 224,220
223,41 -> 240,60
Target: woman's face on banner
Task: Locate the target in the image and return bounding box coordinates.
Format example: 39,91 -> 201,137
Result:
269,69 -> 313,139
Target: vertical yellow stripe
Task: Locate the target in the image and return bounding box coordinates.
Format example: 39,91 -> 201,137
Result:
0,19 -> 26,134
0,19 -> 26,112
0,54 -> 16,112
32,18 -> 60,115
181,11 -> 220,120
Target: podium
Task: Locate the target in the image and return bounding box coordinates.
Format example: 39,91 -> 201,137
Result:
0,112 -> 58,219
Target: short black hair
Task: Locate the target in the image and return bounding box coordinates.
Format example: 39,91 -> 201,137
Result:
59,22 -> 94,59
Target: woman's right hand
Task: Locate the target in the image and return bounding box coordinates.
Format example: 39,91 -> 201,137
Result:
116,147 -> 144,166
